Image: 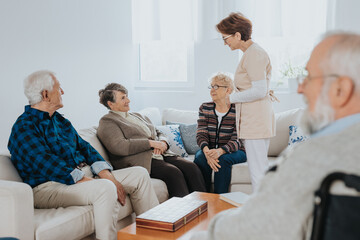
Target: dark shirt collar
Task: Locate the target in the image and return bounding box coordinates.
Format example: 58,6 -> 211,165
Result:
24,105 -> 59,120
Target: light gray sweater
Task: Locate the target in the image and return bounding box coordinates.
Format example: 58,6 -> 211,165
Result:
192,121 -> 360,240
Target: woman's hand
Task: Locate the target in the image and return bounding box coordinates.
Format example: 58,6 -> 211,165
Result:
149,140 -> 168,154
207,156 -> 221,172
207,148 -> 226,159
153,148 -> 163,155
203,147 -> 221,172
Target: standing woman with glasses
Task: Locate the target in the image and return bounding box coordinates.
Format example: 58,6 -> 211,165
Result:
216,12 -> 277,191
194,72 -> 247,194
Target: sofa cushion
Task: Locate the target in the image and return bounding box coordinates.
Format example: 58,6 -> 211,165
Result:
0,154 -> 22,182
156,125 -> 188,158
78,127 -> 110,164
151,178 -> 169,203
166,121 -> 200,154
230,162 -> 251,184
268,108 -> 304,156
288,125 -> 308,147
34,195 -> 133,240
162,108 -> 198,125
138,107 -> 162,126
0,180 -> 34,239
34,206 -> 95,240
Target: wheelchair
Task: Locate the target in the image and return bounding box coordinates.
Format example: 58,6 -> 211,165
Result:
310,172 -> 360,240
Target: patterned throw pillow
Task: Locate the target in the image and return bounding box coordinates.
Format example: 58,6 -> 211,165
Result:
156,125 -> 188,158
166,121 -> 200,155
288,125 -> 308,147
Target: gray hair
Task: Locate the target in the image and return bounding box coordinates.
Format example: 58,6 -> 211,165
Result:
209,72 -> 235,93
99,83 -> 128,109
24,70 -> 55,105
320,32 -> 360,93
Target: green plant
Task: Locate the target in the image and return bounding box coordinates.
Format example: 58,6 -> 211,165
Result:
279,61 -> 306,79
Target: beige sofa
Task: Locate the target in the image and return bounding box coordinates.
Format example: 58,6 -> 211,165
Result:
0,127 -> 168,240
139,107 -> 305,194
0,107 -> 303,240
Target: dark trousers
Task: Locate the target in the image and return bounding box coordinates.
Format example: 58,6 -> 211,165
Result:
150,156 -> 206,197
194,149 -> 247,194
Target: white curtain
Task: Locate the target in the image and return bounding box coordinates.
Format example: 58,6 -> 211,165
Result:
132,0 -> 329,85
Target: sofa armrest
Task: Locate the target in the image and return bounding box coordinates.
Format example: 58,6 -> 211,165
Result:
0,180 -> 34,240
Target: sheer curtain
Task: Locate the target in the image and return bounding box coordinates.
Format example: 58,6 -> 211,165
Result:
132,0 -> 328,87
132,0 -> 197,42
229,0 -> 328,87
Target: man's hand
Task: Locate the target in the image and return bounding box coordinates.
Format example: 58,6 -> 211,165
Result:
112,179 -> 126,206
98,170 -> 126,206
76,176 -> 94,184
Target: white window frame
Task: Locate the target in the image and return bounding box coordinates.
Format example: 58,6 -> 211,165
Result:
134,41 -> 195,91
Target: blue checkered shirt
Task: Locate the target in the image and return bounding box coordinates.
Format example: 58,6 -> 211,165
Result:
8,105 -> 112,188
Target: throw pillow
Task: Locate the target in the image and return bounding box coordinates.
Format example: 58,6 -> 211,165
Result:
166,121 -> 200,155
288,125 -> 308,147
156,125 -> 188,158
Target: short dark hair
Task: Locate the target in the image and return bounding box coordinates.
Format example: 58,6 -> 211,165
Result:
98,83 -> 128,109
216,12 -> 252,41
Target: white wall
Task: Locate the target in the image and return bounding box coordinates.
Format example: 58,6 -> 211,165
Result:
1,0 -> 358,152
328,0 -> 360,33
0,0 -> 134,151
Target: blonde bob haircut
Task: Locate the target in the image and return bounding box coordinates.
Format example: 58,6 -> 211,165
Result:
209,72 -> 235,93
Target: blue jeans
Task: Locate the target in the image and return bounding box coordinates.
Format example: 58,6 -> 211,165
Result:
194,149 -> 247,194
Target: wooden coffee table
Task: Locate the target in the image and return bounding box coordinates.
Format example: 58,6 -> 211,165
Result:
117,191 -> 237,240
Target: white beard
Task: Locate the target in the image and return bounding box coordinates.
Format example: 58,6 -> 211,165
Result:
300,91 -> 335,136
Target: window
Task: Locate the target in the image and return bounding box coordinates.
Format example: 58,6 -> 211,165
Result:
132,0 -> 196,89
136,41 -> 194,88
132,0 -> 328,91
244,0 -> 328,89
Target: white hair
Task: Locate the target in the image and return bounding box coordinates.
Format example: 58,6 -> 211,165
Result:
299,32 -> 360,134
24,70 -> 55,105
300,83 -> 335,135
320,32 -> 360,93
208,72 -> 235,93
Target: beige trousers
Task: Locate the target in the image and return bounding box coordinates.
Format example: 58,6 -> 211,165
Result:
33,166 -> 159,240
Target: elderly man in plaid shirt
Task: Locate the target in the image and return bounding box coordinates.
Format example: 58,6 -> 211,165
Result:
8,70 -> 159,240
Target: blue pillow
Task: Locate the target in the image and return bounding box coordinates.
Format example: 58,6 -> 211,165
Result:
166,121 -> 200,155
288,125 -> 308,147
156,124 -> 188,158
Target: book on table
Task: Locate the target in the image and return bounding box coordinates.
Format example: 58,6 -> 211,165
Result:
219,191 -> 250,207
136,197 -> 208,232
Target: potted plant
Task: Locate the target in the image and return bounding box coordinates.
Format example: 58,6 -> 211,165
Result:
279,61 -> 306,92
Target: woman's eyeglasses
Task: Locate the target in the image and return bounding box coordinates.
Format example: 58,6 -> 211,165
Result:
208,85 -> 228,90
222,34 -> 233,43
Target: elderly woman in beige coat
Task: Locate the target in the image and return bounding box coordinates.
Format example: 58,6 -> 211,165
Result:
97,83 -> 206,197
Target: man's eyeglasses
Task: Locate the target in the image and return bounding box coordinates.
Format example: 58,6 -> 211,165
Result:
222,34 -> 233,42
208,85 -> 228,90
296,74 -> 339,85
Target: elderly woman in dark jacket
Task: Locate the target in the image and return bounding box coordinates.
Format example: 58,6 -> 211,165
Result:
97,83 -> 206,197
195,73 -> 247,194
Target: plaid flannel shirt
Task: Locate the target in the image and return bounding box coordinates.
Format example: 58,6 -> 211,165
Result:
8,105 -> 112,188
